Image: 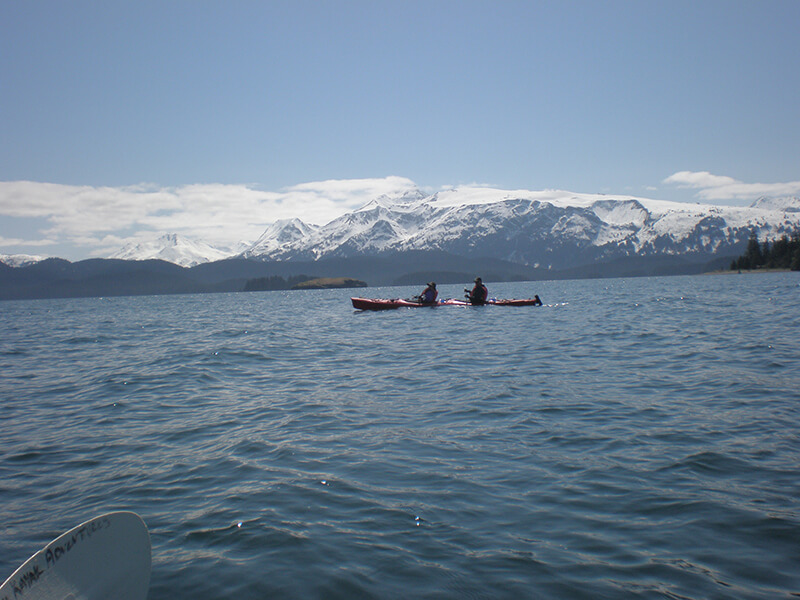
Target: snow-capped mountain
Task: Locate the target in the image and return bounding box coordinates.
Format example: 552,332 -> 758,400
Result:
0,253 -> 46,268
242,218 -> 320,259
109,233 -> 236,267
241,188 -> 800,270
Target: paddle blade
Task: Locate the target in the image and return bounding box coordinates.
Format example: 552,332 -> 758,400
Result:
1,511 -> 151,600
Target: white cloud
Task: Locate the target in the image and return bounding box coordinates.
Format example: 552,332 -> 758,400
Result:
0,235 -> 57,248
286,176 -> 417,201
0,177 -> 420,255
664,171 -> 800,201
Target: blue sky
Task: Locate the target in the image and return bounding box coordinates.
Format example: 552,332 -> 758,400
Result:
2,0 -> 799,260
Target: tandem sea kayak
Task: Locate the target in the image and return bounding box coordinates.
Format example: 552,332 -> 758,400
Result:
351,296 -> 543,311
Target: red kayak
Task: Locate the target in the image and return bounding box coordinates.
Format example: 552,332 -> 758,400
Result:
351,297 -> 543,310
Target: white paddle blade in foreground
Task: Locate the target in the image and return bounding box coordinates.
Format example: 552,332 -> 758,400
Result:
1,511 -> 151,600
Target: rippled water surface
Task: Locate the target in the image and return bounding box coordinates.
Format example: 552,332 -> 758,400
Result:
1,273 -> 799,599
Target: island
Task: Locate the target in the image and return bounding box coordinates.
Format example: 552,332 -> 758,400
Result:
243,275 -> 367,292
291,277 -> 368,290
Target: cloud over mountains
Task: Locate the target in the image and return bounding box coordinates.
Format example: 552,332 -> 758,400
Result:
1,173 -> 799,259
664,171 -> 800,201
0,177 -> 417,257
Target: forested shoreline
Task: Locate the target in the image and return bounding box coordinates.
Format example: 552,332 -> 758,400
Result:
731,232 -> 800,271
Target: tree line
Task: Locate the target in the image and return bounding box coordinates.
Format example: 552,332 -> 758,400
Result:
731,231 -> 800,271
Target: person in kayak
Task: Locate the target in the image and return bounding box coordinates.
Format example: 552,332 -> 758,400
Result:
419,282 -> 438,304
465,277 -> 488,305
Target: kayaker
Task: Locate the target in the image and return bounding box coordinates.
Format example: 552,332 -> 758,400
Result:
465,277 -> 488,305
419,281 -> 438,304
533,294 -> 543,306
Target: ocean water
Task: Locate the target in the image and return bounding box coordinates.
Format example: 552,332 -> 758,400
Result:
1,273 -> 798,599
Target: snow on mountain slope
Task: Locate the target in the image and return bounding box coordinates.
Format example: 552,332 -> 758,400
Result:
242,187 -> 800,269
243,218 -> 319,258
749,196 -> 800,212
591,199 -> 649,227
0,253 -> 47,267
110,233 -> 235,267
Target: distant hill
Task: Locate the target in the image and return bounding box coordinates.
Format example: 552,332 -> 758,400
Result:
0,258 -> 206,300
1,251 -> 735,301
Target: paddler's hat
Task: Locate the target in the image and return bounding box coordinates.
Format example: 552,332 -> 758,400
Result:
428,282 -> 436,287
474,277 -> 482,282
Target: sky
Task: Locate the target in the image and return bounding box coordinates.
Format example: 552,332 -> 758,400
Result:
1,0 -> 799,260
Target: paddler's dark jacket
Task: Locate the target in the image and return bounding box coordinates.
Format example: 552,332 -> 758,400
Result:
469,283 -> 488,305
420,286 -> 438,303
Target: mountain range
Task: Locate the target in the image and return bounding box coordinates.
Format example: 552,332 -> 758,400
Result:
241,188 -> 800,269
2,187 -> 799,300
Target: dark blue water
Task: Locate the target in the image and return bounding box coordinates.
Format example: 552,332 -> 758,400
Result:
1,273 -> 798,599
